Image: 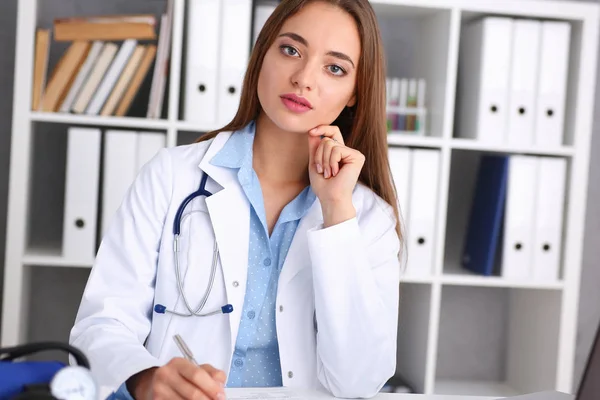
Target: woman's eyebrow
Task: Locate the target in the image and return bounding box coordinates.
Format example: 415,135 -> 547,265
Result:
278,32 -> 356,68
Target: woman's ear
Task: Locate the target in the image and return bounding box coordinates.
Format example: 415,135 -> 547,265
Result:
346,93 -> 357,107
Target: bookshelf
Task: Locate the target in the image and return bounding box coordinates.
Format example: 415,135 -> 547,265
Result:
2,0 -> 599,397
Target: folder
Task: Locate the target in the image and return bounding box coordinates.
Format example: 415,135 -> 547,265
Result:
388,147 -> 412,270
101,131 -> 138,237
462,155 -> 509,276
253,2 -> 277,46
534,22 -> 571,148
405,149 -> 440,276
501,155 -> 537,280
388,147 -> 412,222
184,0 -> 220,124
62,127 -> 101,263
136,132 -> 166,172
506,20 -> 541,147
218,0 -> 253,125
532,157 -> 567,281
456,17 -> 513,143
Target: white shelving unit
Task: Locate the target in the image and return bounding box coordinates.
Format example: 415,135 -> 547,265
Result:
2,0 -> 598,397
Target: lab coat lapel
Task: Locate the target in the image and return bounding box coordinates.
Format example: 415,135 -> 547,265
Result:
279,201 -> 323,288
199,132 -> 250,354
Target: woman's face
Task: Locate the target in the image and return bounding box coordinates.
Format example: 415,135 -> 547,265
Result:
257,1 -> 361,134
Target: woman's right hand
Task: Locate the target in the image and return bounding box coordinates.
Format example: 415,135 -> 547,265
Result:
128,358 -> 227,400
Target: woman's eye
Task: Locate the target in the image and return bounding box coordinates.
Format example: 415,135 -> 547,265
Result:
280,45 -> 299,57
328,65 -> 346,76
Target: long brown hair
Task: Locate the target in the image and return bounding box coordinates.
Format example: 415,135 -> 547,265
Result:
196,0 -> 403,244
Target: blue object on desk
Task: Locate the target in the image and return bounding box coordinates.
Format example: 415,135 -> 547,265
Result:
0,341 -> 93,399
462,155 -> 509,276
0,360 -> 64,398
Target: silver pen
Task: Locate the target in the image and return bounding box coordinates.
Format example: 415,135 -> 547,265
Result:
173,334 -> 199,366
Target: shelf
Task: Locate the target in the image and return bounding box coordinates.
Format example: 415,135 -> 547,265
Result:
441,274 -> 564,290
23,248 -> 93,268
387,134 -> 444,148
442,263 -> 564,290
176,120 -> 224,133
450,138 -> 575,157
399,274 -> 435,284
434,379 -> 520,398
30,112 -> 170,130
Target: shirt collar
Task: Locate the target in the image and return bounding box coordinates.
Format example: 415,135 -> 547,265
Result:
209,120 -> 316,221
209,121 -> 256,186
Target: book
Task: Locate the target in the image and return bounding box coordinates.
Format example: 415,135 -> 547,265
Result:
54,14 -> 156,41
32,29 -> 50,111
41,40 -> 91,112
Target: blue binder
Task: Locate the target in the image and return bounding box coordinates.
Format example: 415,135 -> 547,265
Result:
461,155 -> 509,276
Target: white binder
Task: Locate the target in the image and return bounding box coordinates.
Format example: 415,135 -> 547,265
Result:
388,147 -> 412,270
532,157 -> 567,282
62,127 -> 101,263
184,0 -> 221,124
456,17 -> 513,143
218,0 -> 253,125
253,2 -> 277,45
388,147 -> 412,224
501,155 -> 537,280
534,22 -> 571,148
506,20 -> 541,147
136,132 -> 166,172
405,149 -> 439,277
101,131 -> 138,237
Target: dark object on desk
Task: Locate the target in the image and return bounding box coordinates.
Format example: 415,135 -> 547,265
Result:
0,341 -> 94,399
381,374 -> 415,394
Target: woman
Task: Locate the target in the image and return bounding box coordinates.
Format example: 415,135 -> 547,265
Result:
70,0 -> 403,399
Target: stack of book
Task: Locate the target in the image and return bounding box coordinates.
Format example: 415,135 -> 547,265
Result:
32,5 -> 173,118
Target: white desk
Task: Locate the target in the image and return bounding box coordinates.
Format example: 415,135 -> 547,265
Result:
223,387 -> 499,400
98,386 -> 498,399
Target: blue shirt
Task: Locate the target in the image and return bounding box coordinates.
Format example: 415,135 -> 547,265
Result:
110,122 -> 315,398
210,121 -> 316,387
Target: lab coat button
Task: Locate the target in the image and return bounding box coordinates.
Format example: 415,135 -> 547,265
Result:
263,258 -> 272,266
232,281 -> 239,287
287,371 -> 293,378
279,305 -> 284,312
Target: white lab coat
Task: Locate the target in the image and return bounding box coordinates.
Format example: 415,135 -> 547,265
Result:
69,130 -> 401,398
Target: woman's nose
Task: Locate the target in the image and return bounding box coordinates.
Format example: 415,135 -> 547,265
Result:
291,61 -> 317,91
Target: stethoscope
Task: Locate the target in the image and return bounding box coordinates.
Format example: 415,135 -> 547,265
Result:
153,172 -> 234,317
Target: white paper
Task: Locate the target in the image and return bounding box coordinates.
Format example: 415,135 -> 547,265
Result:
225,387 -> 303,400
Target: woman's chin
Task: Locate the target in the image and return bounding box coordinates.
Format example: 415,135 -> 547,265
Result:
266,111 -> 316,134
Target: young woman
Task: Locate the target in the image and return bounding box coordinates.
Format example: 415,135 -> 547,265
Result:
70,0 -> 403,399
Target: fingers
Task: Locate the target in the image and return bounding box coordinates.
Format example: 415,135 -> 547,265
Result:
309,125 -> 345,146
151,364 -> 188,400
330,146 -> 343,177
157,358 -> 224,400
321,139 -> 335,178
201,363 -> 227,386
180,362 -> 225,400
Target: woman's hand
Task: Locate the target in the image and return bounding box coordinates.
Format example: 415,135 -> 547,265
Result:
308,125 -> 365,227
127,358 -> 226,400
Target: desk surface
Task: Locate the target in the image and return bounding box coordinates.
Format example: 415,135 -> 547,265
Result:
102,385 -> 556,400
223,387 -> 500,400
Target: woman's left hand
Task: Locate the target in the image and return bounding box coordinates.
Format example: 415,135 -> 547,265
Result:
308,125 -> 365,225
